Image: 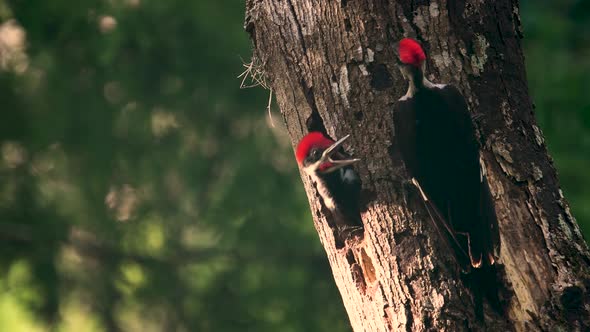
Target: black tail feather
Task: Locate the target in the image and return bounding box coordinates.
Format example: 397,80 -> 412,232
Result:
463,263 -> 505,320
412,178 -> 471,267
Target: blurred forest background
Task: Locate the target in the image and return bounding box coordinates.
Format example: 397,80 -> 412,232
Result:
0,0 -> 588,331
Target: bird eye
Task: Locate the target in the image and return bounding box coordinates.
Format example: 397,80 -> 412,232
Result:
311,149 -> 320,160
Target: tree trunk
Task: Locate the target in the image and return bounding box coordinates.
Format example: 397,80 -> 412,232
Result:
244,0 -> 590,330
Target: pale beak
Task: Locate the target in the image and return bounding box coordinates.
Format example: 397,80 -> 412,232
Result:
318,134 -> 361,173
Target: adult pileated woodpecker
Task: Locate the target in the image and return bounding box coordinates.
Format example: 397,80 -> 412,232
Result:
393,38 -> 500,269
296,132 -> 363,239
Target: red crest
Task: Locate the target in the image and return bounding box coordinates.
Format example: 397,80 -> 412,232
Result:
296,132 -> 334,164
399,38 -> 426,67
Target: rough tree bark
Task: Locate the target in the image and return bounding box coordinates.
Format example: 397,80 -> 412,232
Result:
244,0 -> 590,330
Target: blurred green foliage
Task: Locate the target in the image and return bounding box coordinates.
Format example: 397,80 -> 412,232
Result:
522,0 -> 590,234
0,0 -> 587,331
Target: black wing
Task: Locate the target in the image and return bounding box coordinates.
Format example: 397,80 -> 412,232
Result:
393,98 -> 470,265
440,85 -> 500,267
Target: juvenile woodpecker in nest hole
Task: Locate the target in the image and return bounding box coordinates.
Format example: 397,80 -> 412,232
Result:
296,132 -> 363,239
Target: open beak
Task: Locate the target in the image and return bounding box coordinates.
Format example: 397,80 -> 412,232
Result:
318,134 -> 361,173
